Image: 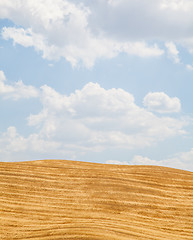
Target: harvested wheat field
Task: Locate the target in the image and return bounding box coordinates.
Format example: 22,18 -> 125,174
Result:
0,160 -> 193,239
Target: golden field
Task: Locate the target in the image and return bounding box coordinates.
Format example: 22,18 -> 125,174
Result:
0,160 -> 193,239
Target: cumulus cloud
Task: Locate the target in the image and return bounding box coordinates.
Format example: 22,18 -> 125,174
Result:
106,160 -> 129,165
165,41 -> 180,63
143,92 -> 181,113
28,83 -> 187,151
0,126 -> 26,152
186,64 -> 193,71
105,148 -> 193,171
131,155 -> 163,166
2,0 -> 193,68
0,0 -> 164,67
0,126 -> 73,161
0,80 -> 190,161
0,70 -> 39,100
81,0 -> 193,66
89,0 -> 193,40
160,0 -> 193,11
130,148 -> 193,171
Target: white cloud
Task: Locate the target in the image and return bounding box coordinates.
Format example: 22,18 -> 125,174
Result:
85,0 -> 193,67
28,83 -> 187,150
122,42 -> 164,57
186,64 -> 193,71
0,81 -> 190,162
0,0 -> 164,68
131,155 -> 162,166
2,0 -> 193,57
91,0 -> 193,40
0,126 -> 74,161
106,160 -> 129,165
0,70 -> 39,100
105,148 -> 193,171
160,0 -> 193,11
0,126 -> 26,152
130,148 -> 193,171
143,92 -> 181,113
165,42 -> 180,63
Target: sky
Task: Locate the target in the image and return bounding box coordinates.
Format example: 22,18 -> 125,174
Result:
0,0 -> 193,171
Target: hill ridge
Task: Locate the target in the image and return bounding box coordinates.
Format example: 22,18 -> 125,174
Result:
0,159 -> 193,239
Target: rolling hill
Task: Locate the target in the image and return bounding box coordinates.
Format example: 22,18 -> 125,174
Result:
0,160 -> 193,239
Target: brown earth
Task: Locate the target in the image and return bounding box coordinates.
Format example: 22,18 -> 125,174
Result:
0,160 -> 193,239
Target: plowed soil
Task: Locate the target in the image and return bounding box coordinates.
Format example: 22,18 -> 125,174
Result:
0,160 -> 193,239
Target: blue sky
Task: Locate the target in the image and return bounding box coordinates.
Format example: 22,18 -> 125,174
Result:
0,0 -> 193,171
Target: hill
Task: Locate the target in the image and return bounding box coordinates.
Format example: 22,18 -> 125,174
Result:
0,160 -> 193,239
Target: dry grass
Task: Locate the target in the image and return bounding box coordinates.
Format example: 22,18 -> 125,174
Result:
0,160 -> 193,239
